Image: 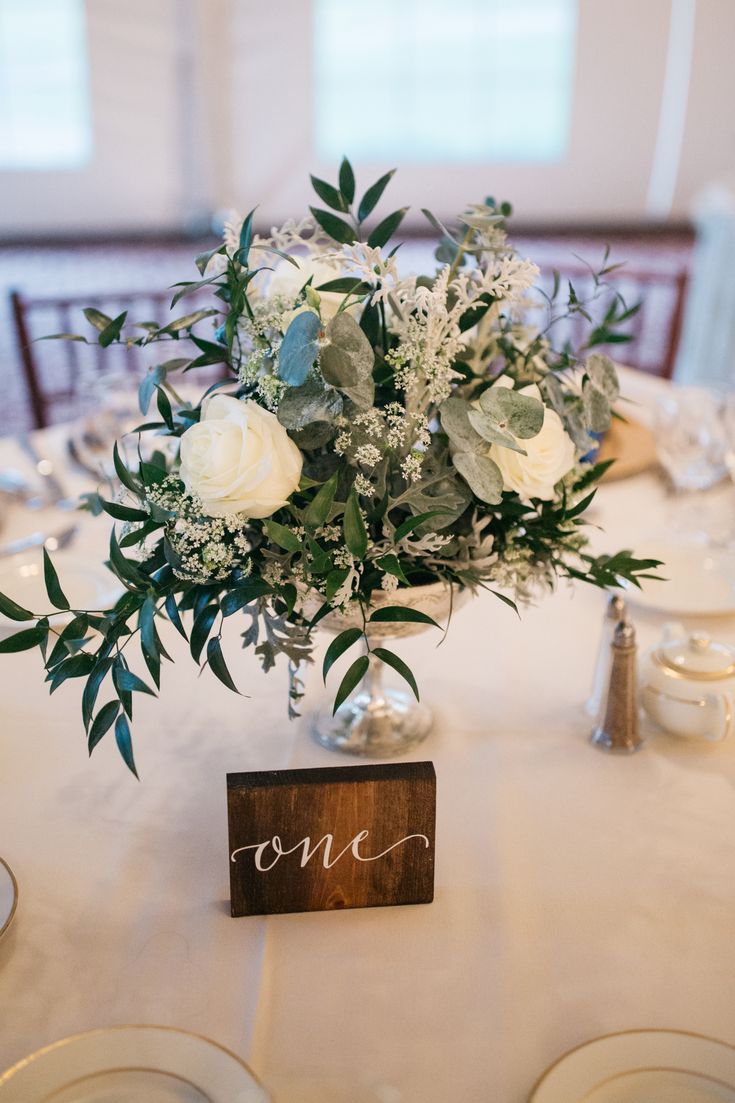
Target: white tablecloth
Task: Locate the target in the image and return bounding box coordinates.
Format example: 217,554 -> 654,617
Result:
1,368 -> 734,1102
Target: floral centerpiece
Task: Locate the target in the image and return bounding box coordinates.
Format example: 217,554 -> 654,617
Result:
0,161 -> 658,773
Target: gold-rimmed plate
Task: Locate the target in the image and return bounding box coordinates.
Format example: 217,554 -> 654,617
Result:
0,858 -> 17,942
0,1025 -> 270,1102
530,1029 -> 735,1102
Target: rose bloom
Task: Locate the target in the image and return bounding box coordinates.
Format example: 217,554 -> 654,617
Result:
489,379 -> 576,501
179,395 -> 302,518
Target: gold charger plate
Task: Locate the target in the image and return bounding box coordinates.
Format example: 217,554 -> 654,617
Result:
598,416 -> 657,482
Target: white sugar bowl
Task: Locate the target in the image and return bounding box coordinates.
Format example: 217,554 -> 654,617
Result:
640,623 -> 735,742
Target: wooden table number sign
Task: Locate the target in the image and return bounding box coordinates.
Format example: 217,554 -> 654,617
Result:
227,761 -> 436,917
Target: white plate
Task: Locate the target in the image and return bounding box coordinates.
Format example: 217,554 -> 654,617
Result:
531,1030 -> 735,1102
619,540 -> 735,616
0,1025 -> 271,1102
0,858 -> 18,942
0,552 -> 121,631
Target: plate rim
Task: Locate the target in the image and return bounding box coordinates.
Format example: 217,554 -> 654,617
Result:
0,1023 -> 270,1098
0,857 -> 18,943
529,1028 -> 735,1102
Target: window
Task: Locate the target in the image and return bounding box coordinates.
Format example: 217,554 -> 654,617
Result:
314,0 -> 576,164
0,0 -> 92,170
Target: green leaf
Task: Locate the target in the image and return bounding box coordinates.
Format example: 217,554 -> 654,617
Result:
162,307 -> 218,334
165,594 -> 188,640
98,311 -> 127,347
0,591 -> 34,621
138,363 -> 166,415
238,207 -> 256,266
206,636 -> 241,694
109,529 -> 144,587
309,206 -> 356,245
343,490 -> 367,559
264,520 -> 301,553
304,473 -> 338,529
0,624 -> 48,653
358,169 -> 396,223
452,451 -> 504,505
323,627 -> 363,682
368,606 -> 441,629
88,699 -> 119,754
101,500 -> 149,522
324,567 -> 350,603
190,603 -> 219,663
367,207 -> 408,249
113,442 -> 141,494
113,667 -> 157,697
393,510 -> 453,543
310,174 -> 347,212
375,554 -> 409,585
315,277 -> 373,296
156,386 -> 174,429
43,547 -> 69,611
339,157 -> 355,205
220,580 -> 272,616
114,712 -> 139,778
333,654 -> 369,714
195,243 -> 226,275
82,658 -> 113,732
372,647 -> 419,700
83,307 -> 112,332
278,310 -> 321,386
477,386 -> 545,439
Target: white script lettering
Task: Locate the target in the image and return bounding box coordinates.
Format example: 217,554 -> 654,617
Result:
231,830 -> 430,871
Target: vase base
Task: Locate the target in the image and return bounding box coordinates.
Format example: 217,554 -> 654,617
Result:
312,688 -> 433,758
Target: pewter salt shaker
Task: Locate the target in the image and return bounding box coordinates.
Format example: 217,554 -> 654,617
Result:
586,593 -> 627,719
591,619 -> 645,754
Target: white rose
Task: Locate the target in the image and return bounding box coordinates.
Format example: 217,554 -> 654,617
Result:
267,257 -> 346,322
180,395 -> 303,519
488,378 -> 576,501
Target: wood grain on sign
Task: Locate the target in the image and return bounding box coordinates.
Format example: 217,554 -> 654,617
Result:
227,762 -> 436,917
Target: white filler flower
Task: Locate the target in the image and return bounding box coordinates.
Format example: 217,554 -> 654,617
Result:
180,395 -> 302,519
489,379 -> 576,501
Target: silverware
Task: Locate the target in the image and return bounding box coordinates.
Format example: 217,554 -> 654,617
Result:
16,435 -> 77,510
0,525 -> 78,559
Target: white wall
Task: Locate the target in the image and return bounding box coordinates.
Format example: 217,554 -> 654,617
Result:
1,0 -> 734,234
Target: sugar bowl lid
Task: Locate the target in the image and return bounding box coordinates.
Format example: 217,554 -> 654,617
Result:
657,630 -> 735,680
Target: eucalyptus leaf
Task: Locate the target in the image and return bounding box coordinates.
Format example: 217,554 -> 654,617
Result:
466,408 -> 527,454
478,387 -> 545,439
586,353 -> 620,401
278,310 -> 321,386
0,592 -> 34,621
83,307 -> 112,332
439,396 -> 484,452
310,175 -> 347,212
0,624 -> 48,653
582,379 -> 612,433
451,451 -> 504,504
277,376 -> 342,430
369,606 -> 440,629
321,312 -> 375,408
98,311 -> 127,348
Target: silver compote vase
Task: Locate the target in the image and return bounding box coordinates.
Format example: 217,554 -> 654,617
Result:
304,581 -> 472,758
